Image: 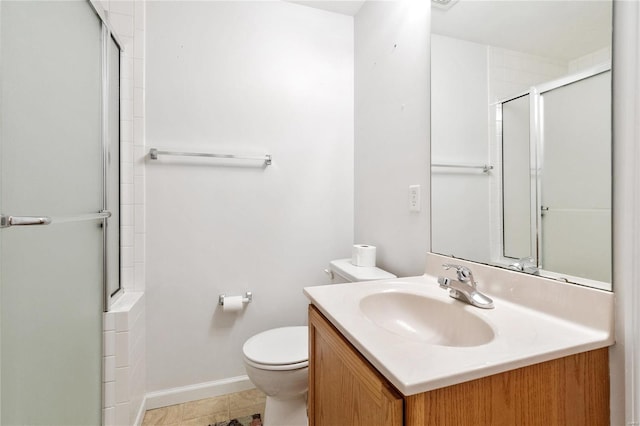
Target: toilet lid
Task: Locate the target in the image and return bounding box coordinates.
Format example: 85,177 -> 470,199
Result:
243,326 -> 308,366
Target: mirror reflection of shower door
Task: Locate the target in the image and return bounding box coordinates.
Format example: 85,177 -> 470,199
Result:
1,2 -> 104,424
539,71 -> 611,283
502,94 -> 532,260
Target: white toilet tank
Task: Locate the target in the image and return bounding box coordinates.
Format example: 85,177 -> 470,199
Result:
327,258 -> 396,283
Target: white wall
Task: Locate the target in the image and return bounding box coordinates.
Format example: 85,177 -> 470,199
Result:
354,0 -> 430,278
145,1 -> 353,398
430,35 -> 491,263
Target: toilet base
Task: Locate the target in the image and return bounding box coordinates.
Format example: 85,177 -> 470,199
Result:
263,394 -> 308,426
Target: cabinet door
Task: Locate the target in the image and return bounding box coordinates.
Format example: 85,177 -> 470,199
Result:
309,305 -> 403,426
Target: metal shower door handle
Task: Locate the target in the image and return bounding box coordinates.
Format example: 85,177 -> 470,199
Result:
0,214 -> 52,228
0,211 -> 111,228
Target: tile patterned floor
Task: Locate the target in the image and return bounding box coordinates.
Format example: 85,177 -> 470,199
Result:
142,389 -> 266,426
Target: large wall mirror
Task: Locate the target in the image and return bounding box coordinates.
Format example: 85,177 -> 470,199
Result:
430,0 -> 613,291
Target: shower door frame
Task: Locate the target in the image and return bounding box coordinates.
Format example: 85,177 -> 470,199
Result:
90,0 -> 124,311
496,62 -> 611,287
93,3 -> 126,420
530,63 -> 611,285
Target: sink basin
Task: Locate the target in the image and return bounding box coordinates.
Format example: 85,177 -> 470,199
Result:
359,291 -> 495,347
304,273 -> 615,395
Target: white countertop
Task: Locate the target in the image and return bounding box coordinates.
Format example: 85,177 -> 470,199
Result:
304,269 -> 614,396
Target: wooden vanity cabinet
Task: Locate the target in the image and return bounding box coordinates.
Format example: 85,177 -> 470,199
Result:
308,304 -> 610,426
308,305 -> 403,426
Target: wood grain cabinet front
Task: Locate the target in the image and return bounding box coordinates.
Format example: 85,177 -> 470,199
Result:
308,305 -> 403,426
308,304 -> 610,426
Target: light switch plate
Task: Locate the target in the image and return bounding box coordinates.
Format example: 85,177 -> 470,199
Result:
409,185 -> 421,212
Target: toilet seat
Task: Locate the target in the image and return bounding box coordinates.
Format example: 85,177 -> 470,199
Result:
244,358 -> 308,371
243,326 -> 308,371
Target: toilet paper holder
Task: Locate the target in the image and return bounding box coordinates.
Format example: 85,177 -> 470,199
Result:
218,292 -> 253,306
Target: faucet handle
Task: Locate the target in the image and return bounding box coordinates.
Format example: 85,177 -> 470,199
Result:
509,257 -> 539,275
442,264 -> 476,285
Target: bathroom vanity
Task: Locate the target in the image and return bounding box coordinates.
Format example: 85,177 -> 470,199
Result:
308,305 -> 403,426
304,255 -> 614,426
309,305 -> 608,425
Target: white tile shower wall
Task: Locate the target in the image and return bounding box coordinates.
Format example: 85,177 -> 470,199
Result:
105,292 -> 145,426
568,46 -> 612,74
100,0 -> 147,425
488,46 -> 567,103
145,1 -> 353,398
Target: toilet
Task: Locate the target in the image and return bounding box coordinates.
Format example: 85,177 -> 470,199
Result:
242,259 -> 396,426
326,258 -> 397,284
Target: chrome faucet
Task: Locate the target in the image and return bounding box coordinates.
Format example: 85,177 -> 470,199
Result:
437,264 -> 494,309
509,257 -> 539,275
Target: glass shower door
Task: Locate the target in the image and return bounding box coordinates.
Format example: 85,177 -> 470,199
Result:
1,2 -> 104,424
539,71 -> 612,283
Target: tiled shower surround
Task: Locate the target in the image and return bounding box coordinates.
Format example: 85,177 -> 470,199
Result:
97,0 -> 147,424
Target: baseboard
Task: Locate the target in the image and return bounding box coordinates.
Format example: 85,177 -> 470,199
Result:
134,397 -> 147,426
145,375 -> 255,410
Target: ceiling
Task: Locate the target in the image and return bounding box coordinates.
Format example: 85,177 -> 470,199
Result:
285,0 -> 366,16
284,0 -> 611,61
431,0 -> 612,61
